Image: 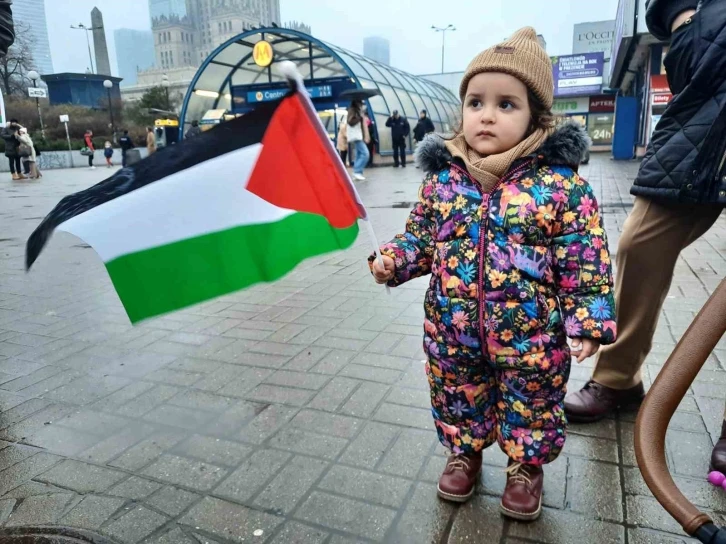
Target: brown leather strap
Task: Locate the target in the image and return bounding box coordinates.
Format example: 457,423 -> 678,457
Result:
635,278 -> 726,535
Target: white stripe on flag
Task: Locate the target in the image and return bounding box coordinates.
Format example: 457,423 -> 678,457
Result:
58,143 -> 295,262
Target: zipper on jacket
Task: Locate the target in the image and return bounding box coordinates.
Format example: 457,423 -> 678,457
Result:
475,159 -> 535,347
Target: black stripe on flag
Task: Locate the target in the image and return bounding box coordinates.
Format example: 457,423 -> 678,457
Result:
26,93 -> 291,271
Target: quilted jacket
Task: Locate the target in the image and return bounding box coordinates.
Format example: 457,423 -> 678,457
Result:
633,0 -> 726,205
374,123 -> 616,369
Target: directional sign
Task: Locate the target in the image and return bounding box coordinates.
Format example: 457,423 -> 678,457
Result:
28,87 -> 47,98
59,114 -> 69,123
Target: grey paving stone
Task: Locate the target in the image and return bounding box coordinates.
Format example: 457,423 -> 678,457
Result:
107,475 -> 163,501
173,435 -> 253,467
101,505 -> 169,543
79,423 -> 157,465
214,449 -> 291,503
0,498 -> 15,524
146,527 -> 197,544
167,390 -> 238,412
179,496 -> 284,543
666,430 -> 713,478
627,495 -> 687,536
294,491 -> 397,540
5,492 -> 74,526
215,367 -> 274,398
264,369 -> 332,390
238,404 -> 298,445
319,465 -> 412,508
307,377 -> 360,412
142,403 -> 217,430
254,455 -> 328,515
309,350 -> 357,375
116,384 -> 182,418
563,433 -> 619,463
448,493 -> 504,542
340,382 -> 390,418
244,384 -> 315,407
108,431 -> 186,471
338,364 -> 402,384
628,528 -> 698,543
567,457 -> 623,522
60,495 -> 127,531
339,422 -> 400,470
372,402 -> 432,429
268,428 -> 349,460
269,521 -> 328,544
144,367 -> 204,386
141,454 -> 228,491
508,507 -> 626,543
291,409 -> 363,439
144,486 -> 200,517
54,410 -> 130,436
377,428 -> 437,478
284,346 -> 331,372
37,459 -> 125,493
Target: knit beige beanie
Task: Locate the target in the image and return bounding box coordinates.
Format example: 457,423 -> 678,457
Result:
459,26 -> 553,109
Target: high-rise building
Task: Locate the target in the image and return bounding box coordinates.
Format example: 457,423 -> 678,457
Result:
364,36 -> 390,66
11,0 -> 54,75
150,0 -> 188,24
115,29 -> 155,87
91,8 -> 112,76
149,0 -> 284,70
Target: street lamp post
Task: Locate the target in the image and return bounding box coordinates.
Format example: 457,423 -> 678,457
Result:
161,75 -> 170,111
27,70 -> 45,140
70,23 -> 102,74
103,79 -> 115,143
431,24 -> 456,74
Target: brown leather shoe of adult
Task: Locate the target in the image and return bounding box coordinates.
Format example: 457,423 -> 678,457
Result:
500,461 -> 543,521
710,421 -> 726,473
564,380 -> 645,423
437,451 -> 482,503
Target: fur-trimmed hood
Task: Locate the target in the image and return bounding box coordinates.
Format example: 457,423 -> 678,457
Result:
414,122 -> 590,173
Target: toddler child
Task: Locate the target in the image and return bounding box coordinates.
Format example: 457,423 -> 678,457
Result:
370,27 -> 616,521
104,141 -> 114,167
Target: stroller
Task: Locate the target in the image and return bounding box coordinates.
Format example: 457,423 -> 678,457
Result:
636,278 -> 726,543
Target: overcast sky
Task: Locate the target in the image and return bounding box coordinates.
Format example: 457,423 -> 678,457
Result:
45,0 -> 619,77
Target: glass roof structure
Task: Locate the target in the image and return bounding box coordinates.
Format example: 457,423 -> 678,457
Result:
179,28 -> 460,154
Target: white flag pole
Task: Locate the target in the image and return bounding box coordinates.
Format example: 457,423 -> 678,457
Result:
278,61 -> 391,295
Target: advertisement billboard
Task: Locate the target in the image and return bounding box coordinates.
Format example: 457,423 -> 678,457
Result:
552,52 -> 605,97
573,21 -> 616,60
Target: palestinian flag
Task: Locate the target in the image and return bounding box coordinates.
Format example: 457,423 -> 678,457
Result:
26,90 -> 366,323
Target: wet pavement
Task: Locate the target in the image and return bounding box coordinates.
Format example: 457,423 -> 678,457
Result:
0,156 -> 724,543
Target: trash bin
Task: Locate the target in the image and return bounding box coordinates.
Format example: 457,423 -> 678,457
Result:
125,149 -> 141,166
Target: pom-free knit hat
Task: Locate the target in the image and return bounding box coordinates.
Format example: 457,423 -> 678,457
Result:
459,26 -> 554,109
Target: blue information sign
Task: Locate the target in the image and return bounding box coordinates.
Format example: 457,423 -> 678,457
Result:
247,85 -> 333,103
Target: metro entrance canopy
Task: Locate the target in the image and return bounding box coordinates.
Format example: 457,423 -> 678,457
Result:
179,28 -> 460,154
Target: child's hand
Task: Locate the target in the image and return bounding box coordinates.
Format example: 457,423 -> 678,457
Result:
372,255 -> 395,284
571,338 -> 600,363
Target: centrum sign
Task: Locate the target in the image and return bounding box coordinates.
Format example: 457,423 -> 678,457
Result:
247,85 -> 333,103
551,52 -> 604,97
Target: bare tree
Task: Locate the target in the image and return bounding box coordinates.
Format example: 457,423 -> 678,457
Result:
0,22 -> 34,97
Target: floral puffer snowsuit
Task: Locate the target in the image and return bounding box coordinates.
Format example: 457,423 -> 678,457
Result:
373,124 -> 616,466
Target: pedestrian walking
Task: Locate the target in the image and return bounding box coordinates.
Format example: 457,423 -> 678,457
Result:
564,0 -> 726,465
346,99 -> 370,181
2,119 -> 25,180
146,127 -> 157,156
186,120 -> 202,139
365,113 -> 376,167
17,127 -> 40,179
119,130 -> 134,167
386,110 -> 410,167
83,130 -> 96,169
104,141 -> 114,168
336,115 -> 348,165
369,27 -> 615,521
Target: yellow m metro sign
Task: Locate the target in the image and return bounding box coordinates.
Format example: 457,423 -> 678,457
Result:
253,41 -> 274,67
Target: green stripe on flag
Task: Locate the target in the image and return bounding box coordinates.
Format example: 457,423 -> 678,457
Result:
105,212 -> 359,323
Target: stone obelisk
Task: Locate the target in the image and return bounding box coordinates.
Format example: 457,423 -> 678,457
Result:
91,7 -> 111,76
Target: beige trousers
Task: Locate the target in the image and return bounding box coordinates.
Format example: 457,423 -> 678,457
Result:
592,196 -> 723,389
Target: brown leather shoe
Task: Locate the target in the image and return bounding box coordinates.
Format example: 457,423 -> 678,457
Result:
500,460 -> 543,521
437,451 -> 482,503
710,421 -> 726,473
564,380 -> 645,423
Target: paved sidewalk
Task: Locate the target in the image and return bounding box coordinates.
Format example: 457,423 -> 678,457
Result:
0,156 -> 724,543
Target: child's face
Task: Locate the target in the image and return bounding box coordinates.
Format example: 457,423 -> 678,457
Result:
462,72 -> 531,156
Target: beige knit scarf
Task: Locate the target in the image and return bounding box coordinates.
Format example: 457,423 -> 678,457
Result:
444,127 -> 553,192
